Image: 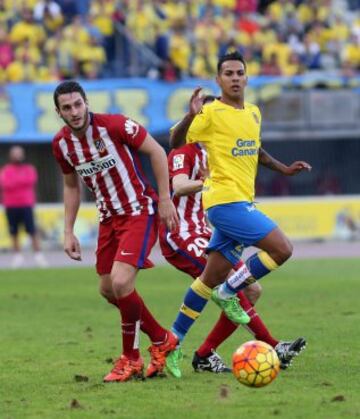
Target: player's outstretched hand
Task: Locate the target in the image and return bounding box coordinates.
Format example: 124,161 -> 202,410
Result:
159,197 -> 179,231
189,87 -> 204,116
64,231 -> 82,261
285,161 -> 312,176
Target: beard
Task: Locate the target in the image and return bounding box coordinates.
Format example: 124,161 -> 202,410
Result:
62,108 -> 89,133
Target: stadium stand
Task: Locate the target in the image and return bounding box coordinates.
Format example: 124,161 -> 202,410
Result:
0,0 -> 359,82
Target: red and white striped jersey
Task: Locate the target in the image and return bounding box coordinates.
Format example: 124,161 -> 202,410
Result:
167,143 -> 211,239
52,113 -> 157,221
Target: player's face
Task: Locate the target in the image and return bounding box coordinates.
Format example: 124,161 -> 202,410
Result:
56,92 -> 89,132
216,60 -> 247,101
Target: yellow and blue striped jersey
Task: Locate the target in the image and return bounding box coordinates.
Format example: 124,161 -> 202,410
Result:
186,99 -> 262,210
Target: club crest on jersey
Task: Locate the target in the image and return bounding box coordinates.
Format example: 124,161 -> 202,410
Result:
252,112 -> 259,124
66,151 -> 77,159
173,154 -> 185,170
125,119 -> 139,138
94,138 -> 106,153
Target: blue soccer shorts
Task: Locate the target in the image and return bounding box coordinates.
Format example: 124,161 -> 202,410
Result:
206,201 -> 277,266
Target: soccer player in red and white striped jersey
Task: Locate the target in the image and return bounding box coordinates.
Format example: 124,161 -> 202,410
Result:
161,143 -> 211,244
52,81 -> 179,382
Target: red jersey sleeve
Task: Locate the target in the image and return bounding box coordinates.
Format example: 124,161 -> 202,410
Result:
168,146 -> 195,180
52,135 -> 75,174
110,114 -> 148,149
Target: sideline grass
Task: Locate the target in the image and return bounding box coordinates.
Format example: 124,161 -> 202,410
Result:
1,259 -> 360,419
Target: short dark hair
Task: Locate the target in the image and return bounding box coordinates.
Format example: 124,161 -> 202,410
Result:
53,80 -> 87,108
217,51 -> 247,74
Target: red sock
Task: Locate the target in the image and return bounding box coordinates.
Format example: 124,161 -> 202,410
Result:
196,291 -> 280,357
105,297 -> 117,307
138,295 -> 167,344
237,291 -> 279,348
196,312 -> 238,357
116,290 -> 142,360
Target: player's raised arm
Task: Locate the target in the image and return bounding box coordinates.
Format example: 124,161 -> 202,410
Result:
139,134 -> 179,230
258,147 -> 312,176
169,87 -> 204,149
63,172 -> 82,261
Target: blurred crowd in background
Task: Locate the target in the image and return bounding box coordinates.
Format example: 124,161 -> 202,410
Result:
1,0 -> 360,83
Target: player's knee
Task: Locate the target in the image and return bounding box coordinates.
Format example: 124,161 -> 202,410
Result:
111,273 -> 135,297
244,282 -> 262,305
202,252 -> 233,288
276,240 -> 293,264
111,274 -> 127,290
110,262 -> 137,296
252,282 -> 262,301
284,239 -> 293,260
99,283 -> 114,302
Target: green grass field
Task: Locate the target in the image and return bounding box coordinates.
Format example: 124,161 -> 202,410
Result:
1,259 -> 360,419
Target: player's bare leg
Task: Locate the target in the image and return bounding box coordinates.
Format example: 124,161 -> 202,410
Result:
99,274 -> 117,305
243,282 -> 262,305
200,251 -> 233,288
111,261 -> 138,298
255,227 -> 293,265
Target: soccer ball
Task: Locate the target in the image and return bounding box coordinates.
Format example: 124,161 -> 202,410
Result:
232,340 -> 280,387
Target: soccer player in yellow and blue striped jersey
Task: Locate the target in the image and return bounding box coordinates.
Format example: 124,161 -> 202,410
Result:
166,51 -> 311,377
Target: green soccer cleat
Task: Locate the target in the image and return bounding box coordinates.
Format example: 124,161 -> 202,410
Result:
166,347 -> 183,379
211,288 -> 250,324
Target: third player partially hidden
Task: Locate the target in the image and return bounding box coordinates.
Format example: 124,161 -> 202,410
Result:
165,51 -> 312,378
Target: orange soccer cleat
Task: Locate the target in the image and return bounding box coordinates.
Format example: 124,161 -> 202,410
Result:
103,355 -> 144,382
146,332 -> 179,378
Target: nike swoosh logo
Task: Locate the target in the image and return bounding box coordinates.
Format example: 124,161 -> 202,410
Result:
120,250 -> 134,256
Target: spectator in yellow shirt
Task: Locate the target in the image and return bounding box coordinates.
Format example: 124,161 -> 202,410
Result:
342,34 -> 360,68
62,15 -> 90,46
6,54 -> 38,82
191,38 -> 217,78
0,0 -> 14,29
78,35 -> 106,78
9,7 -> 46,46
14,38 -> 42,65
169,20 -> 191,74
